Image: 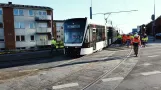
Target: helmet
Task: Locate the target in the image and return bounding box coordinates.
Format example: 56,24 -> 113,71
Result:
52,37 -> 55,39
134,35 -> 139,38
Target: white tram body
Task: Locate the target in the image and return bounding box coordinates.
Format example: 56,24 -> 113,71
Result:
63,18 -> 117,56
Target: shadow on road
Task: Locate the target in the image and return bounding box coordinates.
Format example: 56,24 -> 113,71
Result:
0,51 -> 77,69
55,56 -> 124,68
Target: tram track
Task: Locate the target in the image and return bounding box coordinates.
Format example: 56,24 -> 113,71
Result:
80,48 -> 132,90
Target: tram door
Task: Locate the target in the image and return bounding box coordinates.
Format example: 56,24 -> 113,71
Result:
92,28 -> 96,50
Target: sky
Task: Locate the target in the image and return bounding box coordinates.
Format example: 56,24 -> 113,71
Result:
1,0 -> 160,34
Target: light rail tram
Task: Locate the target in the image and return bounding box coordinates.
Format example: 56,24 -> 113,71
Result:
63,17 -> 118,56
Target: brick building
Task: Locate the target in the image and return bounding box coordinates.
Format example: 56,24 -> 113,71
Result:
0,2 -> 54,50
146,16 -> 161,35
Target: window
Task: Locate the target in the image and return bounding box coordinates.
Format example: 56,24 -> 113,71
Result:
0,36 -> 4,42
29,23 -> 35,29
0,8 -> 2,15
0,23 -> 3,28
14,22 -> 19,28
14,9 -> 19,15
19,9 -> 24,16
42,12 -> 47,15
30,35 -> 34,41
16,35 -> 25,41
0,39 -> 4,41
16,36 -> 20,41
39,11 -> 42,15
14,22 -> 25,28
20,22 -> 25,28
14,9 -> 23,16
21,36 -> 25,41
29,10 -> 34,16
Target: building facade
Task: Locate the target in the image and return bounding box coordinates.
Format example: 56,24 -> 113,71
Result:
0,2 -> 54,50
53,20 -> 64,42
146,16 -> 161,35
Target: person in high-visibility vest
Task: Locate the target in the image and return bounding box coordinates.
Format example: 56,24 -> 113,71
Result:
141,36 -> 146,47
130,33 -> 134,45
145,35 -> 148,43
122,34 -> 127,45
117,34 -> 122,46
50,38 -> 58,54
132,35 -> 141,57
126,34 -> 131,48
142,35 -> 148,47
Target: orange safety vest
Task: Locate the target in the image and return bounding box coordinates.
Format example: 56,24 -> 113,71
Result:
132,38 -> 141,45
122,35 -> 127,42
126,36 -> 131,40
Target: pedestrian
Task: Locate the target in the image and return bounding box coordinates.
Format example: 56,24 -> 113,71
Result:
117,34 -> 122,46
132,35 -> 141,57
126,34 -> 131,48
50,37 -> 58,54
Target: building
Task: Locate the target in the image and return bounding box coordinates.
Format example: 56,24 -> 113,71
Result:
132,28 -> 138,34
0,2 -> 54,51
53,20 -> 64,42
146,15 -> 161,35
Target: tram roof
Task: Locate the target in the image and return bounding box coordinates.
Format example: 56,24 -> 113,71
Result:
87,19 -> 105,26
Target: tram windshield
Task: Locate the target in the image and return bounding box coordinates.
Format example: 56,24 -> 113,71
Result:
64,18 -> 86,44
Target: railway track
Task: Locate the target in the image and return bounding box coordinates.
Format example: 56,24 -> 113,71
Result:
80,48 -> 133,90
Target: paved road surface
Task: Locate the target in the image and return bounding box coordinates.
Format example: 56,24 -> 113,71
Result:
0,38 -> 161,90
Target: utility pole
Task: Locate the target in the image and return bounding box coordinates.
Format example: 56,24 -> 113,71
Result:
90,0 -> 92,19
153,0 -> 156,41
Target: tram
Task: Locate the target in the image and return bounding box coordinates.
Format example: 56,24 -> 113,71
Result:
63,17 -> 118,56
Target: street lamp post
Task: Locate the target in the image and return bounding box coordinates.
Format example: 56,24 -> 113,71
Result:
90,0 -> 92,19
152,0 -> 156,41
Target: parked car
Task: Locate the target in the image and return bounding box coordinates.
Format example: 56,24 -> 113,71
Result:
155,33 -> 161,39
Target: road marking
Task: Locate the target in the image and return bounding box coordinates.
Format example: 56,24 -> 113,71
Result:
148,55 -> 159,58
19,69 -> 38,72
102,77 -> 124,82
141,63 -> 152,66
140,71 -> 161,76
52,83 -> 79,89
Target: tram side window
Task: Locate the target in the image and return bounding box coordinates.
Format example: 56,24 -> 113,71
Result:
96,27 -> 103,42
85,29 -> 90,43
102,27 -> 105,40
89,28 -> 93,42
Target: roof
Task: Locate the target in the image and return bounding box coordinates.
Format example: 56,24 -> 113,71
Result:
64,17 -> 112,27
54,20 -> 65,22
87,19 -> 105,26
0,2 -> 53,10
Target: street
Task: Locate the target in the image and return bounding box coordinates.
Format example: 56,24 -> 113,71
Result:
0,40 -> 161,90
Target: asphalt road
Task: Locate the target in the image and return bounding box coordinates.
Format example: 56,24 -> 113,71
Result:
115,43 -> 161,90
1,39 -> 161,90
0,46 -> 131,90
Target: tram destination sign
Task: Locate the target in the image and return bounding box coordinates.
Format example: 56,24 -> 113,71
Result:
67,25 -> 80,29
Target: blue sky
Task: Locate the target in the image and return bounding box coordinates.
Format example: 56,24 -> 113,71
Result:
2,0 -> 160,33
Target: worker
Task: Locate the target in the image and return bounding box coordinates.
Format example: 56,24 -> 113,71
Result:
132,35 -> 141,57
50,37 -> 58,54
59,41 -> 64,48
122,34 -> 127,45
126,34 -> 131,48
142,34 -> 148,47
130,33 -> 134,46
141,36 -> 146,47
117,34 -> 122,46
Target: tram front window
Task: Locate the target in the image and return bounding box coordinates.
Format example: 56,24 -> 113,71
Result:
64,18 -> 86,44
64,30 -> 84,43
